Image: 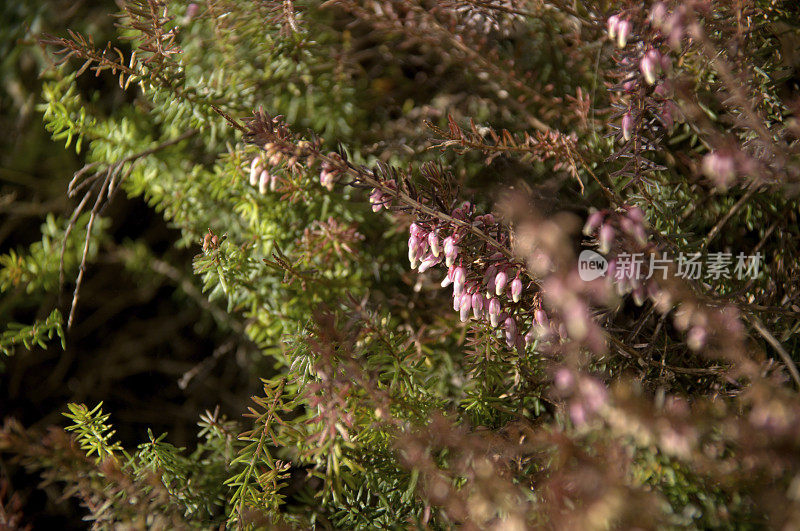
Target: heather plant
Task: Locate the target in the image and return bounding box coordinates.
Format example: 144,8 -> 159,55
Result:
1,0 -> 800,528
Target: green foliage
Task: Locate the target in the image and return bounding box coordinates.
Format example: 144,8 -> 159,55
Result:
225,378 -> 295,525
39,72 -> 98,154
63,402 -> 123,462
0,308 -> 65,358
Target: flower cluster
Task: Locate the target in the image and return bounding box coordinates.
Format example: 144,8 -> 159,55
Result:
369,179 -> 396,212
404,205 -> 544,349
581,203 -> 749,354
248,147 -> 349,196
319,158 -> 344,191
554,368 -> 608,426
606,14 -> 631,49
583,206 -> 647,254
584,205 -> 651,305
248,154 -> 279,193
607,8 -> 677,147
649,2 -> 688,50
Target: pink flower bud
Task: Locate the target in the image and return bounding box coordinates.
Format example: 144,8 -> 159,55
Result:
524,327 -> 536,347
570,403 -> 587,426
628,207 -> 644,224
186,3 -> 199,19
443,236 -> 458,267
488,297 -> 501,327
504,317 -> 517,336
258,170 -> 270,194
416,239 -> 428,260
505,331 -> 517,348
599,224 -> 614,254
640,49 -> 660,85
667,14 -> 684,49
607,15 -> 620,39
249,157 -> 262,186
687,326 -> 707,351
485,274 -> 496,297
702,152 -> 736,188
408,236 -> 420,269
621,112 -> 633,141
452,201 -> 471,219
320,169 -> 335,191
581,378 -> 607,412
453,266 -> 466,295
370,189 -> 383,211
494,271 -> 508,296
408,235 -> 420,252
583,210 -> 604,236
471,293 -> 484,318
565,301 -> 589,340
555,368 -> 573,390
459,292 -> 472,322
428,232 -> 440,257
620,217 -> 635,235
441,266 -> 455,287
534,311 -> 551,339
617,20 -> 631,48
418,254 -> 440,273
510,277 -> 522,303
650,3 -> 667,27
483,263 -> 496,281
453,292 -> 462,311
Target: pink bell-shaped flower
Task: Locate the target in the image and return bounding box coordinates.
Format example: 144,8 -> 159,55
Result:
258,170 -> 270,194
510,277 -> 522,303
249,156 -> 262,186
443,236 -> 458,267
453,266 -> 466,296
459,292 -> 472,322
488,297 -> 501,327
471,293 -> 484,319
494,271 -> 508,296
428,231 -> 440,257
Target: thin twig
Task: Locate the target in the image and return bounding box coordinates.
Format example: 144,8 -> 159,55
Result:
747,315 -> 800,390
334,154 -> 517,261
701,184 -> 757,251
68,173 -> 110,328
58,181 -> 96,306
60,129 -> 198,329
